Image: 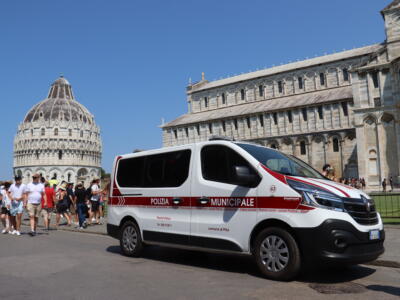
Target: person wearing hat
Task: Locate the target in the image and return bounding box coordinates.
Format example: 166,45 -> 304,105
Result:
9,176 -> 26,236
24,173 -> 46,236
0,182 -> 12,234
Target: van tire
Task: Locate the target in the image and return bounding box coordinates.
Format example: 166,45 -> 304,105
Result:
120,221 -> 143,257
254,227 -> 301,281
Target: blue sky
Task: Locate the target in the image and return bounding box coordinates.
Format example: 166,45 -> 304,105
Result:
0,0 -> 388,178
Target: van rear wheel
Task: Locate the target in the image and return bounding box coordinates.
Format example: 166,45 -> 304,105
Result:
254,227 -> 301,281
120,221 -> 143,257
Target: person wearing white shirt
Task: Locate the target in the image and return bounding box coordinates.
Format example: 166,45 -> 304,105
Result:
9,176 -> 26,236
24,173 -> 46,236
88,179 -> 102,225
0,182 -> 12,234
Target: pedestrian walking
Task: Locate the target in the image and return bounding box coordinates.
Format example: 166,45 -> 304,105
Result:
74,183 -> 88,229
67,183 -> 78,226
9,176 -> 26,235
24,173 -> 46,236
382,178 -> 387,192
0,182 -> 11,234
389,176 -> 394,192
88,179 -> 102,225
55,186 -> 71,227
42,182 -> 55,230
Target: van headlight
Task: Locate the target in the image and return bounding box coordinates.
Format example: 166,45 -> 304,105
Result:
287,179 -> 344,212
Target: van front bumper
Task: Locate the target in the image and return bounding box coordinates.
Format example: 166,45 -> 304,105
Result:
294,219 -> 385,265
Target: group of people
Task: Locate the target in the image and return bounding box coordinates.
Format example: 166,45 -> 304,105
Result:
0,174 -> 108,236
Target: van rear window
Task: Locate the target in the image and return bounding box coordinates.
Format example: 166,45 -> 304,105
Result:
116,150 -> 191,188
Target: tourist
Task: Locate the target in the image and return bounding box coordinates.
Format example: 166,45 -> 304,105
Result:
48,175 -> 58,190
42,182 -> 55,230
9,176 -> 26,235
88,179 -> 102,225
361,178 -> 366,189
24,173 -> 46,236
322,164 -> 331,177
67,183 -> 78,226
55,186 -> 71,227
74,183 -> 88,229
0,182 -> 11,234
99,182 -> 110,221
382,178 -> 387,192
389,176 -> 394,192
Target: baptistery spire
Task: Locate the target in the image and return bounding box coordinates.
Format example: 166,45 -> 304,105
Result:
47,75 -> 75,100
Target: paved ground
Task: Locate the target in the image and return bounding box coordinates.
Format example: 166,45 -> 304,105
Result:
0,225 -> 399,299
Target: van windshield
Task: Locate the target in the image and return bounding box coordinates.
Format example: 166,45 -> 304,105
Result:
236,143 -> 325,179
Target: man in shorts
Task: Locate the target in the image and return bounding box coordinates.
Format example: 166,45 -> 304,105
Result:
24,173 -> 46,236
88,179 -> 102,225
9,176 -> 26,236
42,182 -> 55,230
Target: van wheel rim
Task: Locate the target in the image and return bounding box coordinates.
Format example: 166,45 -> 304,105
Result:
260,235 -> 289,272
122,226 -> 137,252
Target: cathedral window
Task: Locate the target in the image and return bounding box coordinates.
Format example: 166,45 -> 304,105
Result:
31,129 -> 33,136
298,77 -> 303,89
208,123 -> 213,134
371,71 -> 379,88
80,130 -> 83,138
69,129 -> 72,136
68,173 -> 71,182
196,124 -> 200,135
222,120 -> 226,132
41,128 -> 45,136
234,119 -> 238,130
272,112 -> 278,125
278,81 -> 283,93
342,68 -> 349,81
341,102 -> 348,116
300,141 -> 306,155
333,138 -> 339,152
301,108 -> 308,121
317,106 -> 323,120
58,150 -> 63,160
54,128 -> 58,136
240,89 -> 245,100
246,117 -> 251,129
221,93 -> 226,104
287,111 -> 293,123
204,97 -> 208,108
173,129 -> 177,139
259,115 -> 264,127
39,111 -> 44,118
319,73 -> 325,86
185,127 -> 189,137
259,85 -> 264,97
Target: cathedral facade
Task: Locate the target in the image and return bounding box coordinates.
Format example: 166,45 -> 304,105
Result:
162,1 -> 400,189
13,76 -> 102,185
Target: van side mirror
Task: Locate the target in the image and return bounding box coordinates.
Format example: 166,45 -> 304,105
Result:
233,166 -> 259,187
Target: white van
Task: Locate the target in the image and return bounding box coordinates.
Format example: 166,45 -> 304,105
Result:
107,139 -> 384,280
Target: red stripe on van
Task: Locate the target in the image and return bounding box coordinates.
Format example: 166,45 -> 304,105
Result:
260,164 -> 287,184
109,196 -> 312,211
307,178 -> 350,198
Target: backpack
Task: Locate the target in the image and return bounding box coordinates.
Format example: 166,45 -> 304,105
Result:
86,187 -> 92,200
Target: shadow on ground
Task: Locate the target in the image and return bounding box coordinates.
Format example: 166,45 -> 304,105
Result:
106,244 -> 382,285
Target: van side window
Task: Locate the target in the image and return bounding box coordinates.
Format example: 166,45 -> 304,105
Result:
201,145 -> 259,186
116,150 -> 191,188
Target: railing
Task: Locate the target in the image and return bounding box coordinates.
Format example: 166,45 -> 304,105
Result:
369,192 -> 400,218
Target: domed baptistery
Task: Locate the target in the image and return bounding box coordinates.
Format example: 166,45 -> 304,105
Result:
13,76 -> 102,185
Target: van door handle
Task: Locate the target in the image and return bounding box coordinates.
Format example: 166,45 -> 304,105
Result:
172,198 -> 183,205
198,197 -> 210,205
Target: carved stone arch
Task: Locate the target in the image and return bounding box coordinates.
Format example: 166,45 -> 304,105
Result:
312,134 -> 324,143
380,112 -> 395,124
282,137 -> 293,145
267,139 -> 280,149
363,114 -> 377,125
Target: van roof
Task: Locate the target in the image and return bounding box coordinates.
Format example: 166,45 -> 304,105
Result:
116,139 -> 270,160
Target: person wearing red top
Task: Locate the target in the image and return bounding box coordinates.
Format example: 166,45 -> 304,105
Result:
42,182 -> 55,230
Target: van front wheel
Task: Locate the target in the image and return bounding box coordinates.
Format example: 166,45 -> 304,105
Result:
254,227 -> 301,281
120,221 -> 143,257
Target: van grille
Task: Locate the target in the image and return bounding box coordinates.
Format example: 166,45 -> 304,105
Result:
343,197 -> 378,225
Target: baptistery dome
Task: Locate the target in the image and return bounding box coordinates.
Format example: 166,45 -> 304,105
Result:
14,76 -> 102,185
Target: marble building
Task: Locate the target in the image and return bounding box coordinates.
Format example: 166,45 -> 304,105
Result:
13,76 -> 102,186
162,0 -> 400,189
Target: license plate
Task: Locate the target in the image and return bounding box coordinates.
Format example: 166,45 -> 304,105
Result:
369,230 -> 380,240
